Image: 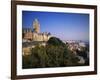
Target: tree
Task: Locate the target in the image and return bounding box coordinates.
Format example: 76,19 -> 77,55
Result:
47,37 -> 65,46
22,37 -> 81,68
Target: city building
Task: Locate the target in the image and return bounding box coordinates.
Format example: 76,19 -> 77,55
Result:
22,19 -> 51,42
22,19 -> 52,55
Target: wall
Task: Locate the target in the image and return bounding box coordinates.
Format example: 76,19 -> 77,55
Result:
0,0 -> 99,80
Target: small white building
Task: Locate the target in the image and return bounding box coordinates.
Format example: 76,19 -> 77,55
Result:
79,42 -> 86,47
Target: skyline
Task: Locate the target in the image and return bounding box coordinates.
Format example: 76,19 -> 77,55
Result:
22,11 -> 89,41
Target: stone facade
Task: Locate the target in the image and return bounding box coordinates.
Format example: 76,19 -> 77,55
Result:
22,19 -> 51,42
33,19 -> 40,33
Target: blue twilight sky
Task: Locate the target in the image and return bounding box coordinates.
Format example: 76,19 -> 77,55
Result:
22,11 -> 89,41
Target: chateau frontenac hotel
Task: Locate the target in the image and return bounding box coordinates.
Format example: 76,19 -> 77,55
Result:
22,19 -> 51,42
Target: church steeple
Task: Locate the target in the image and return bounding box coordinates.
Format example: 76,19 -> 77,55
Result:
33,18 -> 40,33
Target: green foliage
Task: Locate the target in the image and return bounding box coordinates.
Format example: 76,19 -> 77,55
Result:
47,37 -> 65,46
76,47 -> 89,65
22,37 -> 80,68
